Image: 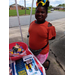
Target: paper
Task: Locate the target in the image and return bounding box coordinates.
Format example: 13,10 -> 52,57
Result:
23,55 -> 43,75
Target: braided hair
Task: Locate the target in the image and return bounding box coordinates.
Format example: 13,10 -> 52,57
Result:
36,0 -> 50,14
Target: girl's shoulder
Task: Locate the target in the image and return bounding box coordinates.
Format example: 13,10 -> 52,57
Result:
45,20 -> 52,26
48,22 -> 52,27
45,21 -> 52,27
30,20 -> 35,24
47,22 -> 55,30
41,21 -> 53,28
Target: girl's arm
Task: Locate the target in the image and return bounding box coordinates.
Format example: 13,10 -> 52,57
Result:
50,37 -> 55,40
48,23 -> 56,40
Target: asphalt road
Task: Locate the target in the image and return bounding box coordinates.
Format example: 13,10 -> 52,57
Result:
9,11 -> 65,27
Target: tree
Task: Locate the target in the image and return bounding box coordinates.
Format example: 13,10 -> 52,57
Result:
57,3 -> 65,7
58,4 -> 62,6
48,5 -> 53,9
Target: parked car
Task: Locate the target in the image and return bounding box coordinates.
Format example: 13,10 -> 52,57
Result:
27,7 -> 29,10
51,8 -> 54,11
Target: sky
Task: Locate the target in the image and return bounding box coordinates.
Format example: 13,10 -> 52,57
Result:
9,0 -> 65,7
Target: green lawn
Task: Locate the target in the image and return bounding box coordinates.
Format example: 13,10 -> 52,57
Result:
9,9 -> 36,16
9,9 -> 51,16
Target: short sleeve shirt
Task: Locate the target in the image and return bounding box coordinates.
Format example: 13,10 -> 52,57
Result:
28,20 -> 56,54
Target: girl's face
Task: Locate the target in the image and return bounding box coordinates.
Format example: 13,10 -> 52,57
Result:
35,6 -> 47,23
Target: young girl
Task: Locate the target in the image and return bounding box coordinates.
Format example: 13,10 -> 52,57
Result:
28,0 -> 56,70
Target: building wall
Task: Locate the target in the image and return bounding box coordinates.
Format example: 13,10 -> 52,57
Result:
58,8 -> 64,10
9,6 -> 25,10
53,8 -> 65,10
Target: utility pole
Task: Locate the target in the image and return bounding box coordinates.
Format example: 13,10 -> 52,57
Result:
24,0 -> 26,15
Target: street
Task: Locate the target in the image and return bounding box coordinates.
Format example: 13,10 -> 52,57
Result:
9,11 -> 65,27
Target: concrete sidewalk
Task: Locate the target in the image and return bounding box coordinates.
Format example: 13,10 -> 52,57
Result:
9,18 -> 65,75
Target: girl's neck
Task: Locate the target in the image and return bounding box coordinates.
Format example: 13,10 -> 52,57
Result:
35,20 -> 46,24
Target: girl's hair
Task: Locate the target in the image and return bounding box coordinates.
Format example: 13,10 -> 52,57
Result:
36,0 -> 50,14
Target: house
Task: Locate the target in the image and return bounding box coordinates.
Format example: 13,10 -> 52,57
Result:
9,4 -> 25,10
53,6 -> 65,10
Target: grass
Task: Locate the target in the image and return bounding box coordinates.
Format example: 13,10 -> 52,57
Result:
9,9 -> 51,16
9,9 -> 35,16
